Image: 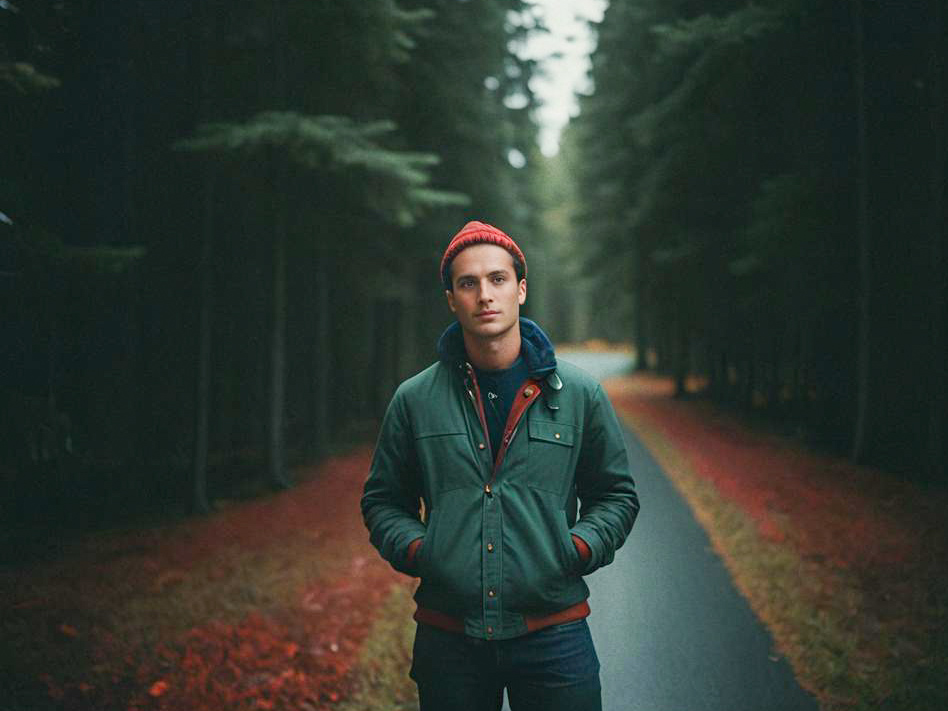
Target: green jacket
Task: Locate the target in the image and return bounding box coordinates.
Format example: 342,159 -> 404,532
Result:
361,318 -> 639,640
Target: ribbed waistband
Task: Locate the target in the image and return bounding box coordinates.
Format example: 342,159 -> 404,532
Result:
413,599 -> 591,636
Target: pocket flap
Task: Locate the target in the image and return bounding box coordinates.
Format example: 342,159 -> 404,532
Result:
529,420 -> 575,447
415,429 -> 466,440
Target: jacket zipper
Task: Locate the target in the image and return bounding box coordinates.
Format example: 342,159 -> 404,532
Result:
489,387 -> 539,484
464,363 -> 541,497
464,363 -> 493,463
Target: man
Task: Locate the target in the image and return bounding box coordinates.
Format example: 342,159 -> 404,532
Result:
361,220 -> 640,710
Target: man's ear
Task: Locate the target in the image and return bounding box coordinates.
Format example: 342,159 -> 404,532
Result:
518,278 -> 527,306
445,289 -> 457,313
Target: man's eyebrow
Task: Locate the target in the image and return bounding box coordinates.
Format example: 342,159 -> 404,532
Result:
455,268 -> 511,282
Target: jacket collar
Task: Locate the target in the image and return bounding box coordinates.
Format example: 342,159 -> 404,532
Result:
437,317 -> 558,380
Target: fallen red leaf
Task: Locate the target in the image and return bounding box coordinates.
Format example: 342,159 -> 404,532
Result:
148,680 -> 169,697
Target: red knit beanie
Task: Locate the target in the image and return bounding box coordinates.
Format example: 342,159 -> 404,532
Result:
440,221 -> 527,289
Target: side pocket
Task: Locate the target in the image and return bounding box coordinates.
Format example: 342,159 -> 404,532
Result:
558,510 -> 581,575
416,508 -> 438,576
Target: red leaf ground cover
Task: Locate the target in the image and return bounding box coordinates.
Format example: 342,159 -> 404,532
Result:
605,373 -> 945,573
3,448 -> 413,711
122,559 -> 401,711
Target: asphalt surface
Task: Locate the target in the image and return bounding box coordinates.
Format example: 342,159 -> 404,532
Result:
500,350 -> 819,711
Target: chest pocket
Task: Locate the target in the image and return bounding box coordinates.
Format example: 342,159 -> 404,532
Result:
526,419 -> 578,495
414,430 -> 479,494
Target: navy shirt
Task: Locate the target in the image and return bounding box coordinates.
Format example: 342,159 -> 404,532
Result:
473,355 -> 529,462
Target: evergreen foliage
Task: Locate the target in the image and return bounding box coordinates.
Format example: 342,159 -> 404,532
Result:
1,0 -> 539,515
176,112 -> 468,227
572,0 -> 946,477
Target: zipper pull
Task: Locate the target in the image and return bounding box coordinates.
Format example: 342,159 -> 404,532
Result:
503,425 -> 519,447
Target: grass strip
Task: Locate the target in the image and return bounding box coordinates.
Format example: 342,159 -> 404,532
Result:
337,584 -> 418,711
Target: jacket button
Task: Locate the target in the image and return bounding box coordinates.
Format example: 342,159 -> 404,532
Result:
523,387 -> 534,397
487,589 -> 495,597
487,626 -> 494,636
487,542 -> 494,552
478,442 -> 486,450
554,432 -> 561,439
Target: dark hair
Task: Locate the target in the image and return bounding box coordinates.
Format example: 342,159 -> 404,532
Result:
442,249 -> 525,291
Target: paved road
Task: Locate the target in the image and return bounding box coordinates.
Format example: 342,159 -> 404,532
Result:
502,351 -> 819,711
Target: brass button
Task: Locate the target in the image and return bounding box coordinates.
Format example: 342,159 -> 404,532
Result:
487,589 -> 495,598
523,387 -> 535,397
554,432 -> 561,439
486,626 -> 494,636
487,542 -> 494,552
478,442 -> 486,450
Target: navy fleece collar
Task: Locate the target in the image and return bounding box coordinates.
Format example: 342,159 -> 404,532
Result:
437,317 -> 557,379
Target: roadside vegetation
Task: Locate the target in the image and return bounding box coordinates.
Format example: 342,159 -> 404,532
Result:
607,372 -> 948,711
1,450 -> 415,711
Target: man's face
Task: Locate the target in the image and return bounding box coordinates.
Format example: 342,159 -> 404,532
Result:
445,243 -> 526,341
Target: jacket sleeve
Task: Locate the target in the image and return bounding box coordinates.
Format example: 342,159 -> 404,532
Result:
361,388 -> 427,576
570,383 -> 640,575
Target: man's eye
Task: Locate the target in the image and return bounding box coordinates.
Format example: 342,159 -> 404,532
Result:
493,276 -> 505,283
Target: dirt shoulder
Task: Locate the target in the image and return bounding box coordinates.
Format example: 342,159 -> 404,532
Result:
605,373 -> 948,711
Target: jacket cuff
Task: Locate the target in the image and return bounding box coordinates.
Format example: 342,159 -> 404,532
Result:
571,534 -> 591,563
406,536 -> 424,565
391,524 -> 427,574
569,523 -> 603,575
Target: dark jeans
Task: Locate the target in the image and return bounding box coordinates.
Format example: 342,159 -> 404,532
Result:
409,619 -> 602,711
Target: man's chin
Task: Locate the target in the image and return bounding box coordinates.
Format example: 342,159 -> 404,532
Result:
462,321 -> 516,340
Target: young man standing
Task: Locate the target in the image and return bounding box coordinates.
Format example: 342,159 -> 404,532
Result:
361,220 -> 640,710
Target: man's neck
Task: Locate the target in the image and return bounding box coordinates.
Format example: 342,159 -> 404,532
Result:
462,324 -> 522,372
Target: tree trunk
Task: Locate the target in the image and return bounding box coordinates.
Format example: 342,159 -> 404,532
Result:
743,348 -> 757,412
793,320 -> 807,420
657,300 -> 671,374
768,329 -> 781,413
717,349 -> 730,402
927,0 -> 946,482
371,297 -> 400,416
851,0 -> 872,463
706,340 -> 718,396
190,0 -> 218,514
633,244 -> 649,371
673,301 -> 687,398
312,241 -> 330,458
266,0 -> 291,490
191,166 -> 215,514
268,155 -> 291,489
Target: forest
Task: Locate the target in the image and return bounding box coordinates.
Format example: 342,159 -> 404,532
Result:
569,0 -> 946,483
2,0 -> 945,517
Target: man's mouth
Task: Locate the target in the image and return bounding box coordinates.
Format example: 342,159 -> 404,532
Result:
476,311 -> 500,318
